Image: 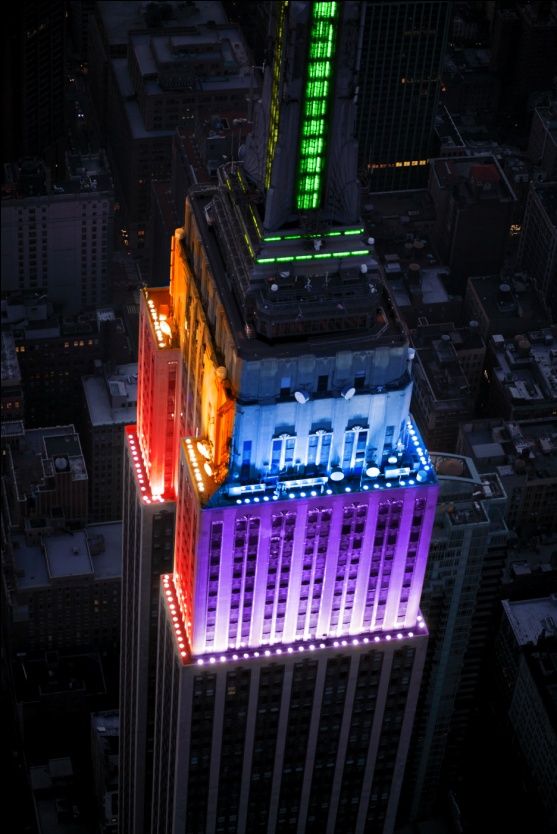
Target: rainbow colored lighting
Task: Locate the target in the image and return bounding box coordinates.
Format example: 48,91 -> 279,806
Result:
295,1 -> 339,211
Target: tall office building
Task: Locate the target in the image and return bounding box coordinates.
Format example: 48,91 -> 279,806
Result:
357,1 -> 452,192
1,0 -> 66,163
120,4 -> 438,833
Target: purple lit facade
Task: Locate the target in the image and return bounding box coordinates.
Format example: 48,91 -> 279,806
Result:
188,437 -> 436,657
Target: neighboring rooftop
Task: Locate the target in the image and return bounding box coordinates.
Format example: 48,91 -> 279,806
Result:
431,155 -> 516,204
12,522 -> 122,590
97,0 -> 227,46
467,274 -> 551,336
460,416 -> 557,481
83,363 -> 138,426
490,327 -> 557,410
503,596 -> 557,646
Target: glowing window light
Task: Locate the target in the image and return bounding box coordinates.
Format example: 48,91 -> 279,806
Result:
265,0 -> 288,189
256,248 -> 369,265
295,1 -> 339,212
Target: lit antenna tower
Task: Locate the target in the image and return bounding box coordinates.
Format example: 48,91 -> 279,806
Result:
120,3 -> 438,832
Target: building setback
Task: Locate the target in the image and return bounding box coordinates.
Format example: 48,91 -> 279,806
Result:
120,4 -> 438,834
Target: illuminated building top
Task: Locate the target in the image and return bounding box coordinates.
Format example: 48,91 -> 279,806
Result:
130,0 -> 438,665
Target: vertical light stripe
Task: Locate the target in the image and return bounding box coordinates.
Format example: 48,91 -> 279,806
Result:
324,650 -> 360,833
296,654 -> 328,833
172,661 -> 193,834
383,639 -> 427,833
205,668 -> 227,833
354,647 -> 395,833
237,665 -> 261,833
266,662 -> 294,833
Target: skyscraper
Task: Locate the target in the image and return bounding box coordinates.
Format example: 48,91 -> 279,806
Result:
357,0 -> 452,192
120,3 -> 438,832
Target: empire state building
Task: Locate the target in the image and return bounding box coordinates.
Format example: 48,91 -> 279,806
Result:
119,3 -> 438,832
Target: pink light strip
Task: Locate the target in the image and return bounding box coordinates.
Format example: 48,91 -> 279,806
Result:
126,428 -> 167,505
162,573 -> 192,661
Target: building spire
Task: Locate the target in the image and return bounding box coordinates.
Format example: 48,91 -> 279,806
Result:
243,0 -> 362,231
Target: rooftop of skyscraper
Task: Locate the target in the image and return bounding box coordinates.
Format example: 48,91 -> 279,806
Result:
431,155 -> 517,205
459,416 -> 557,481
466,273 -> 551,335
490,327 -> 557,408
83,363 -> 138,427
11,522 -> 122,590
502,596 -> 557,647
96,0 -> 228,45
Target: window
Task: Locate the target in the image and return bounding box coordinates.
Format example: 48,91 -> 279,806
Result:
280,376 -> 291,396
342,427 -> 368,471
307,430 -> 332,468
270,435 -> 296,473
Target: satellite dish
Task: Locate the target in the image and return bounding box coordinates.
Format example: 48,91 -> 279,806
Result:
294,390 -> 310,404
279,271 -> 290,278
54,457 -> 68,471
360,264 -> 368,274
270,283 -> 279,292
341,387 -> 356,400
408,348 -> 416,360
329,469 -> 345,482
367,237 -> 375,246
388,456 -> 398,464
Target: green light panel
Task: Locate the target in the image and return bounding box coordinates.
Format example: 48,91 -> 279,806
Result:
295,1 -> 339,212
265,1 -> 288,190
263,227 -> 364,243
256,249 -> 369,265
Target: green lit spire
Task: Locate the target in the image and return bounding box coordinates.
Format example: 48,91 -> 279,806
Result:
295,1 -> 340,212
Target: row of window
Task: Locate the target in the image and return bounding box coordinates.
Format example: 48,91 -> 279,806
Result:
244,425 -> 396,474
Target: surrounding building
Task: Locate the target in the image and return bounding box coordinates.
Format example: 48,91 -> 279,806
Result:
494,596 -> 557,833
147,113 -> 252,283
4,522 -> 121,653
428,155 -> 517,283
442,45 -> 500,122
1,154 -> 113,313
465,273 -> 550,341
120,4 -> 439,834
458,416 -> 557,534
2,424 -> 88,532
357,0 -> 452,191
486,328 -> 557,421
88,0 -> 255,252
527,102 -> 557,182
518,182 -> 557,318
82,363 -> 138,522
403,454 -> 509,819
410,323 -> 485,453
91,711 -> 119,834
1,0 -> 66,163
1,332 -> 24,422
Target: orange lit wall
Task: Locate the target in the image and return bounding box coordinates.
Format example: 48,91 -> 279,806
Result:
136,289 -> 180,499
